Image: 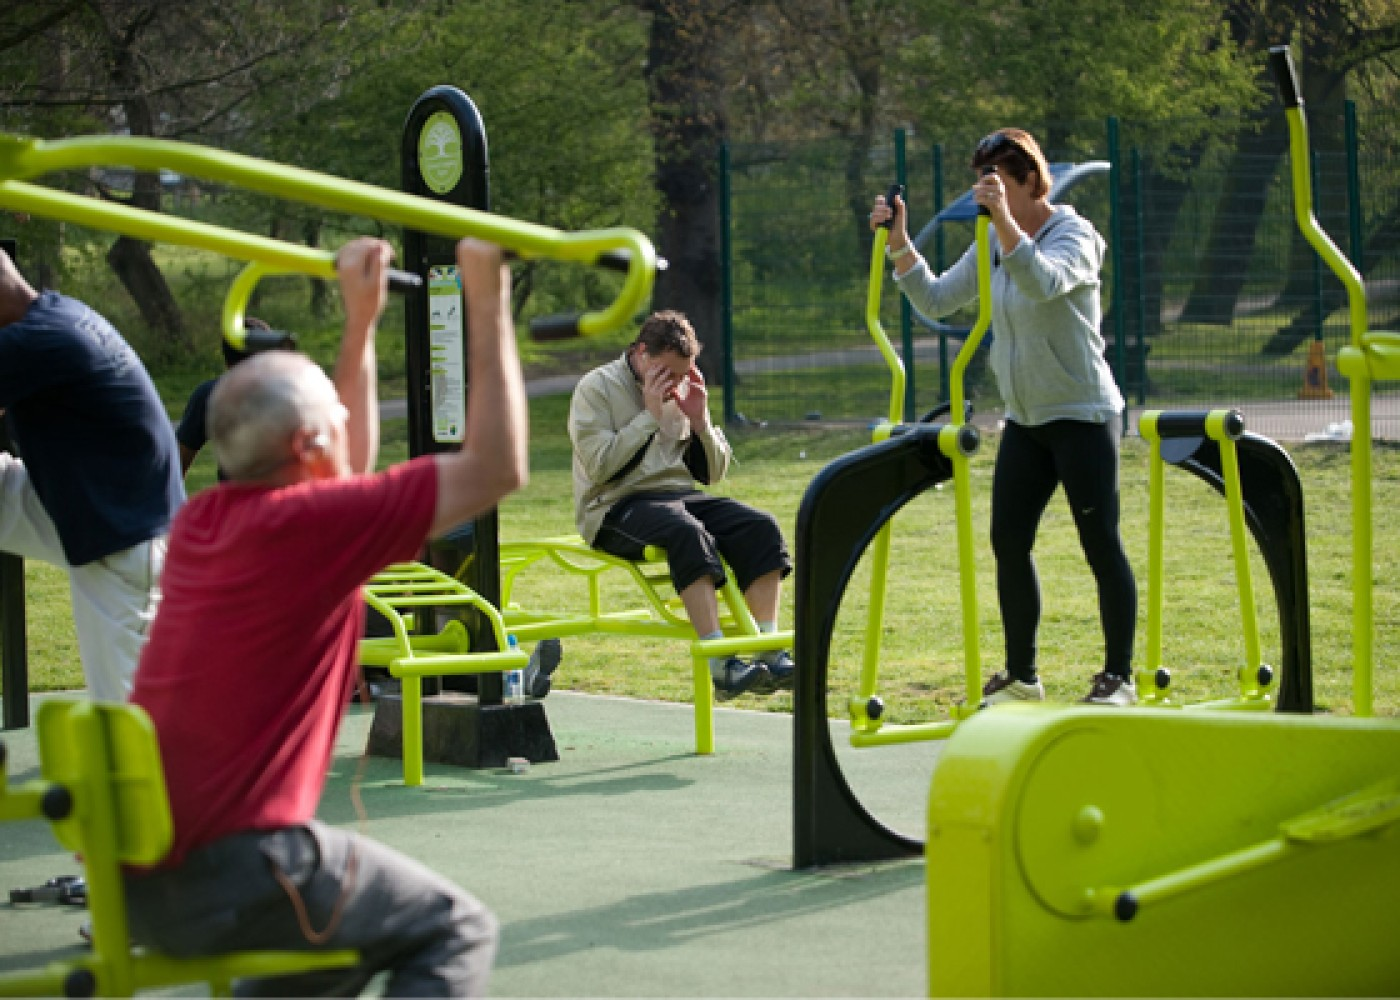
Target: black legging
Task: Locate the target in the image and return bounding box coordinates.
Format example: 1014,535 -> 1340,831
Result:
990,418 -> 1137,681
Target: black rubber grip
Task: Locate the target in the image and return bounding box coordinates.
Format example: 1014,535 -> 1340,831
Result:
529,313 -> 582,341
882,183 -> 905,230
65,967 -> 97,998
388,268 -> 422,292
1153,410 -> 1245,441
595,250 -> 633,273
503,249 -> 668,273
41,784 -> 73,821
978,165 -> 994,217
1269,46 -> 1302,109
1115,892 -> 1139,922
243,328 -> 297,353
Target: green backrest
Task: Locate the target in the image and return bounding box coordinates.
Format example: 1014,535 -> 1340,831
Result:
36,699 -> 173,866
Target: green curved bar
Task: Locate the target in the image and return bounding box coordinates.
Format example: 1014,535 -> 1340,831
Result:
855,226 -> 903,723
1277,65 -> 1374,715
951,215 -> 993,429
852,214 -> 991,740
865,226 -> 906,427
945,216 -> 993,707
0,133 -> 656,336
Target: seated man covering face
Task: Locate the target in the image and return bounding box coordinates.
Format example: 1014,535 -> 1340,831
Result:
569,309 -> 795,701
127,238 -> 527,998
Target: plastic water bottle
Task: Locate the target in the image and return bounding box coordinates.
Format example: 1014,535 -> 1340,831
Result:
504,635 -> 525,705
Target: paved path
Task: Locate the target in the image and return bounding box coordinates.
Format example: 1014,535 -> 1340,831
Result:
384,378 -> 1400,443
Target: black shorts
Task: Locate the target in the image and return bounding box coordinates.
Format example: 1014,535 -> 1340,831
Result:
593,491 -> 792,594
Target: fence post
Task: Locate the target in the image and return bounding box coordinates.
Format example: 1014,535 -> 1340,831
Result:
1107,116 -> 1126,431
933,143 -> 949,403
1131,147 -> 1148,405
1310,147 -> 1323,343
719,140 -> 736,425
895,128 -> 914,421
1344,100 -> 1364,274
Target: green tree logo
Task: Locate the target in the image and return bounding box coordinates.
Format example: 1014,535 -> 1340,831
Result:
419,111 -> 463,194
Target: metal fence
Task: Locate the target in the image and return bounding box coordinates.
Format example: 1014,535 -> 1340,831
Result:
721,106 -> 1400,441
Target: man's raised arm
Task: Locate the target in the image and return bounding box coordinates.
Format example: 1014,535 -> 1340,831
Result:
333,237 -> 393,475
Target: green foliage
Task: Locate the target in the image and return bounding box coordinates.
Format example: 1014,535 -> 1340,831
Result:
894,0 -> 1263,157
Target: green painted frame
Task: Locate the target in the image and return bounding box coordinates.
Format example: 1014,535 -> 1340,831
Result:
0,133 -> 657,343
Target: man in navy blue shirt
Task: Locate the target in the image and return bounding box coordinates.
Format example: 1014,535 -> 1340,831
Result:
0,246 -> 183,701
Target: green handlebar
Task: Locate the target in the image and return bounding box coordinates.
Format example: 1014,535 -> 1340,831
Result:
0,133 -> 657,342
951,215 -> 994,423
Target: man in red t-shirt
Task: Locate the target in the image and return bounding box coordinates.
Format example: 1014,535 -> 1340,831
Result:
126,237 -> 527,998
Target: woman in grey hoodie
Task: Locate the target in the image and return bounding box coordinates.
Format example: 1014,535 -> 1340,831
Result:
869,127 -> 1137,707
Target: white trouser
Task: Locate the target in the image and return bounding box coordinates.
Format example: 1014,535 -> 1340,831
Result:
0,453 -> 164,702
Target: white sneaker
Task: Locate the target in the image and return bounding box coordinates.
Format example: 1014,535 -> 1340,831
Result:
980,670 -> 1046,707
1083,671 -> 1137,706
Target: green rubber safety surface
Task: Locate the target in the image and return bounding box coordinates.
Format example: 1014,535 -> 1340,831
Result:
2,691 -> 930,998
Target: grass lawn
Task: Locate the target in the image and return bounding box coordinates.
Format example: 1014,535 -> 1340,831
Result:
8,386 -> 1398,723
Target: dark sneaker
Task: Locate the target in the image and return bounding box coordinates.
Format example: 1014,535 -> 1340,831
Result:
980,670 -> 1046,708
1082,671 -> 1137,706
712,656 -> 772,701
760,651 -> 795,690
524,638 -> 563,699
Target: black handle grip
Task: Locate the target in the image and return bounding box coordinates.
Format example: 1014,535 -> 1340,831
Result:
881,183 -> 905,230
41,784 -> 73,821
243,328 -> 297,353
1153,409 -> 1245,441
529,313 -> 582,341
1269,46 -> 1302,109
501,249 -> 669,273
388,268 -> 422,292
595,250 -> 632,273
978,165 -> 994,217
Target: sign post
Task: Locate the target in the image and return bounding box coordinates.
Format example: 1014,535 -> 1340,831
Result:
367,87 -> 556,769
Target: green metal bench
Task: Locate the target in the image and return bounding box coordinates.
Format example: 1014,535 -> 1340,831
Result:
359,562 -> 528,787
496,535 -> 794,755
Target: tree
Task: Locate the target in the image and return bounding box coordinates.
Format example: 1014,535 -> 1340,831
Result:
638,0 -> 736,379
0,1 -> 360,355
1178,0 -> 1400,331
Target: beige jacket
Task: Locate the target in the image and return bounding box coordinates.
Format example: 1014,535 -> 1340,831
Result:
569,354 -> 733,544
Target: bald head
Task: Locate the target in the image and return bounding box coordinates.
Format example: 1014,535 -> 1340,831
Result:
209,351 -> 341,482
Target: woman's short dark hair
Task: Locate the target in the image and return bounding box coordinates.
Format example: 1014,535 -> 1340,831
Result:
971,128 -> 1051,199
635,310 -> 700,359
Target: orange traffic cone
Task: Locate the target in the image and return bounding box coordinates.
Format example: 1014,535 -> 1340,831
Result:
1299,338 -> 1334,399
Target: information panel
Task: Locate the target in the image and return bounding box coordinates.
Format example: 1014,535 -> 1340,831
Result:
428,265 -> 467,444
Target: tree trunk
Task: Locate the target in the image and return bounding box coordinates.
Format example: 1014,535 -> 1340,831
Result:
1176,116 -> 1289,326
643,0 -> 727,383
304,217 -> 331,319
105,235 -> 187,354
95,1 -> 186,351
1136,149 -> 1201,339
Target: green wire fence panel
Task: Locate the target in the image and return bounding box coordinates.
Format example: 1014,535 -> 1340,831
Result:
721,114 -> 1400,440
